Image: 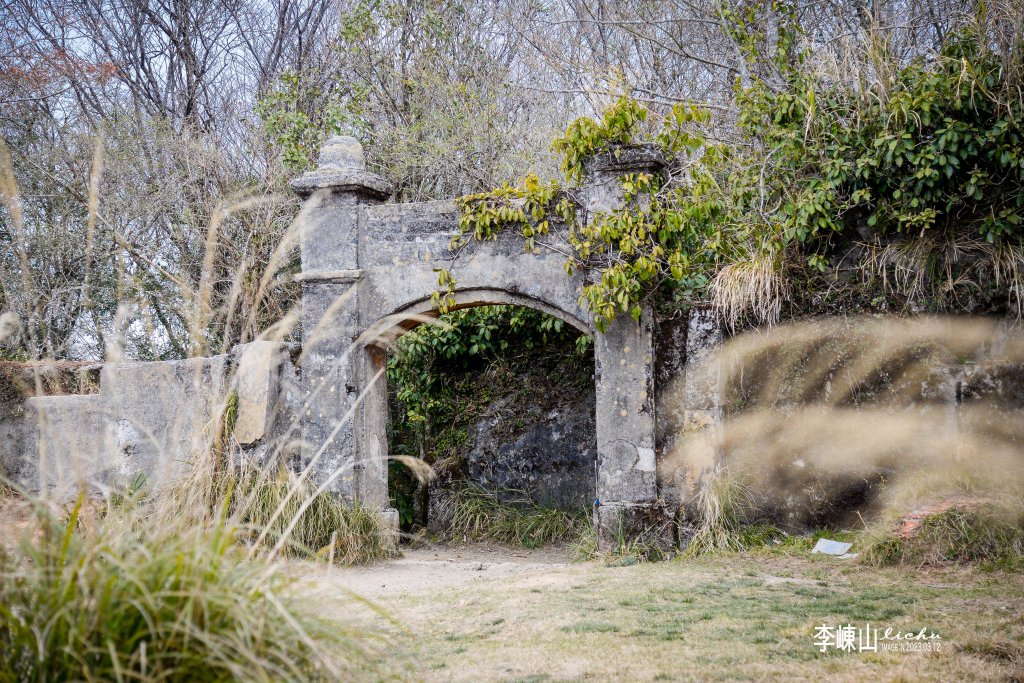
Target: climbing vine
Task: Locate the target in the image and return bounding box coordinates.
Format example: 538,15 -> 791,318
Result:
446,98 -> 716,331
433,175 -> 572,312
443,14 -> 1024,328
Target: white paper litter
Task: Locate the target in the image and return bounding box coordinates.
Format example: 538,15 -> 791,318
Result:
811,538 -> 853,556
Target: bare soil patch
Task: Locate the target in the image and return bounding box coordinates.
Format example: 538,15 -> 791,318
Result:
305,543 -> 573,597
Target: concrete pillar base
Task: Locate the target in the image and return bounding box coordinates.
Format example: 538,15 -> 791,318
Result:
595,502 -> 677,554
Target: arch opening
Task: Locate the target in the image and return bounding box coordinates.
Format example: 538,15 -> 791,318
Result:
369,297 -> 598,538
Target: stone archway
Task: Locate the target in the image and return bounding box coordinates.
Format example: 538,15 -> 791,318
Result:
359,290 -> 596,525
291,136 -> 668,548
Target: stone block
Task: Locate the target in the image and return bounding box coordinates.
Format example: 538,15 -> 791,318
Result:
232,341 -> 291,446
21,395 -> 115,497
101,356 -> 229,490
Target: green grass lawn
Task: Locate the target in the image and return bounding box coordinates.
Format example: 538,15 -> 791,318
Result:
306,548 -> 1024,681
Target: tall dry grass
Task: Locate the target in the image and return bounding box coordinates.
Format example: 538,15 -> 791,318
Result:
229,463 -> 397,565
0,133 -> 424,681
682,467 -> 759,556
0,491 -> 379,681
672,315 -> 1024,563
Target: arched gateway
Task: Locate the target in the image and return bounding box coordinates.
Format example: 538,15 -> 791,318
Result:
291,136 -> 672,548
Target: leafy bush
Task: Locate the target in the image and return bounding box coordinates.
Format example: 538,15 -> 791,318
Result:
388,305 -> 588,429
0,498 -> 372,682
449,15 -> 1024,328
736,24 -> 1024,245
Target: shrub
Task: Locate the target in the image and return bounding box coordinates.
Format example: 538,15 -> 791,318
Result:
388,304 -> 588,430
863,504 -> 1024,569
449,18 -> 1024,329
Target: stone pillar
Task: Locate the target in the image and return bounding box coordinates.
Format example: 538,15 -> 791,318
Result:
594,309 -> 673,548
581,144 -> 676,550
676,307 -> 725,546
291,136 -> 392,503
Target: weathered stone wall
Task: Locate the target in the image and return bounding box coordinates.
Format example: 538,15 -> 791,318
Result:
655,308 -> 724,520
20,395 -> 113,496
434,352 -> 600,512
1,136 -> 682,547
358,201 -> 593,332
102,357 -> 231,490
466,387 -> 597,511
1,342 -> 301,498
6,133 -> 1020,552
4,293 -> 1021,547
230,342 -> 304,468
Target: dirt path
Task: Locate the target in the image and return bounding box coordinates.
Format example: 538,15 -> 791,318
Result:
307,544 -> 577,597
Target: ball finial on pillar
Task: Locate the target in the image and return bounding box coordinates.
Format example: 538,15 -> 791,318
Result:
289,134 -> 392,199
317,135 -> 367,173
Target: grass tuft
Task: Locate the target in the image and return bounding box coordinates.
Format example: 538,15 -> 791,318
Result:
0,495 -> 372,682
231,463 -> 397,565
570,523 -> 599,561
570,516 -> 676,565
602,525 -> 675,565
710,254 -> 789,330
862,503 -> 1024,569
435,483 -> 589,548
683,468 -> 763,557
